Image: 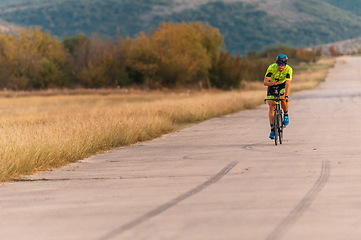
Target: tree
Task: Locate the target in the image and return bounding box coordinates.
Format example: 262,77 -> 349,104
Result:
210,51 -> 243,89
120,34 -> 159,87
0,27 -> 69,89
151,22 -> 223,87
64,35 -> 130,88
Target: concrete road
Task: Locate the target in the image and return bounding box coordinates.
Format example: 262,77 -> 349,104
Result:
1,56 -> 361,240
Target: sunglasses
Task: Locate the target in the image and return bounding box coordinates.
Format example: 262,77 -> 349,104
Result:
277,63 -> 287,66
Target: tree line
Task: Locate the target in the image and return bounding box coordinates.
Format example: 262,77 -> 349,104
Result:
0,22 -> 321,90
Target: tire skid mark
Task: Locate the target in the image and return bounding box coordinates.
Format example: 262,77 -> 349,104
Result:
96,161 -> 239,240
242,142 -> 289,153
266,160 -> 331,240
242,143 -> 271,153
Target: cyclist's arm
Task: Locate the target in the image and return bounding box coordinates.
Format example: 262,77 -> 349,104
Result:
285,68 -> 292,97
263,77 -> 278,86
285,80 -> 291,97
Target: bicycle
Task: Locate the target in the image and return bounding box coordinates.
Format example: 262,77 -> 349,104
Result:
265,89 -> 286,146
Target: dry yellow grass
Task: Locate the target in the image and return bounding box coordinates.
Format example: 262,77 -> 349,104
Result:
292,57 -> 335,91
0,91 -> 266,181
0,58 -> 334,181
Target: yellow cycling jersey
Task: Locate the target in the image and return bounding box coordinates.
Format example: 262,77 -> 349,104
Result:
265,63 -> 293,84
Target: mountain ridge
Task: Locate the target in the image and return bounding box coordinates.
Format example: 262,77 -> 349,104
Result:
0,0 -> 360,55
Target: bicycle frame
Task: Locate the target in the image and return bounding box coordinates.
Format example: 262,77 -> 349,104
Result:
265,90 -> 285,145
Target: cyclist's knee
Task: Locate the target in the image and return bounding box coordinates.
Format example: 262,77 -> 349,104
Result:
267,101 -> 275,106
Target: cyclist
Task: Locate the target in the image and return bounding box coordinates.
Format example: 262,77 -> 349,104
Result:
264,54 -> 293,139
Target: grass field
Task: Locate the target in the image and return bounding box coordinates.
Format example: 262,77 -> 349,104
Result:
0,57 -> 334,181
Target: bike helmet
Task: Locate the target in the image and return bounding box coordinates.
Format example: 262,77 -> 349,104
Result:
276,54 -> 288,65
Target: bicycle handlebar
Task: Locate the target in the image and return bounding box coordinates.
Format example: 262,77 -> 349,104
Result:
264,98 -> 286,101
264,98 -> 287,103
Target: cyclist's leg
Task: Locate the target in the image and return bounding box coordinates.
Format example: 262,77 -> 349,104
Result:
280,89 -> 290,125
267,100 -> 275,123
267,99 -> 276,138
279,89 -> 288,111
281,97 -> 288,112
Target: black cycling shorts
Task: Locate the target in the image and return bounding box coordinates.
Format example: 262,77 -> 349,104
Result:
267,82 -> 286,97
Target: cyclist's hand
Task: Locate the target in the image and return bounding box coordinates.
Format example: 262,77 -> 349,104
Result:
285,96 -> 290,102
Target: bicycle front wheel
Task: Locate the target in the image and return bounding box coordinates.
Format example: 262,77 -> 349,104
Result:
278,113 -> 283,144
273,112 -> 279,145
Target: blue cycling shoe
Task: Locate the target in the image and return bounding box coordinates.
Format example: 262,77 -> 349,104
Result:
269,130 -> 275,139
284,115 -> 290,126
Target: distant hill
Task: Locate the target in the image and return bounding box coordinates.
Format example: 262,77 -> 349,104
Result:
310,37 -> 361,55
322,0 -> 361,16
0,19 -> 18,34
0,0 -> 361,55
